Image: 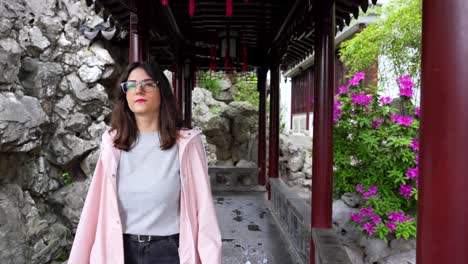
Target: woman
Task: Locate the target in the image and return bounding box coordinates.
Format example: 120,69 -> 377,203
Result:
68,62 -> 222,264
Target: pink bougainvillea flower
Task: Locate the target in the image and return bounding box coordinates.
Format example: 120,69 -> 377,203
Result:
351,93 -> 373,106
399,184 -> 413,198
414,107 -> 420,117
363,222 -> 375,236
350,213 -> 363,223
348,72 -> 366,86
372,118 -> 385,129
380,96 -> 392,105
368,186 -> 377,194
386,221 -> 397,232
406,167 -> 419,180
388,212 -> 405,222
356,185 -> 363,193
333,99 -> 343,123
410,139 -> 419,151
398,75 -> 414,98
339,86 -> 349,94
415,154 -> 419,165
371,214 -> 382,225
363,191 -> 372,199
390,114 -> 413,127
360,206 -> 374,217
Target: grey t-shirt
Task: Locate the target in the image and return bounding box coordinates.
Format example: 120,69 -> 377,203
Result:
117,131 -> 181,236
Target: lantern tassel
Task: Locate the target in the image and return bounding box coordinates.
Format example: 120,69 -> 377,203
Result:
226,0 -> 232,16
189,0 -> 195,17
162,0 -> 168,5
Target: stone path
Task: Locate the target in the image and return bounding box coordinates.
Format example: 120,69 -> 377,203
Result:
214,191 -> 298,264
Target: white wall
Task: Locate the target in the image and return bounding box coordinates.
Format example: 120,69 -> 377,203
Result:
280,74 -> 291,134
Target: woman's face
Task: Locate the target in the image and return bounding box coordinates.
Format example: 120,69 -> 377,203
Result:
125,67 -> 161,115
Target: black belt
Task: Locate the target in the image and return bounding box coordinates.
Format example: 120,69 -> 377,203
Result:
123,233 -> 179,243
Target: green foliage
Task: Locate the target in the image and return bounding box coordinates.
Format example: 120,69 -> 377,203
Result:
339,0 -> 422,84
62,171 -> 73,186
211,105 -> 221,114
203,78 -> 222,98
233,73 -> 259,108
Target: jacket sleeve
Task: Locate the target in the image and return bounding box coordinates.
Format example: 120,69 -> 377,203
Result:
68,146 -> 105,264
188,134 -> 222,264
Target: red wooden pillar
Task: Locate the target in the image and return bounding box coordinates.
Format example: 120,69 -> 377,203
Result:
257,67 -> 268,186
311,0 -> 335,263
129,12 -> 143,63
268,60 -> 280,200
184,60 -> 193,127
290,78 -> 294,130
306,70 -> 310,130
417,0 -> 468,263
175,58 -> 184,117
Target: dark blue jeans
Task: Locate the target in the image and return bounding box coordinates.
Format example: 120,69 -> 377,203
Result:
123,233 -> 180,264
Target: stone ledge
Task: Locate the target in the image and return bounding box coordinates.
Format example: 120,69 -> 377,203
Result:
312,228 -> 352,264
269,178 -> 352,264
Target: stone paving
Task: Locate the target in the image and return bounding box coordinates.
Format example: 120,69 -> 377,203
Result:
214,191 -> 298,264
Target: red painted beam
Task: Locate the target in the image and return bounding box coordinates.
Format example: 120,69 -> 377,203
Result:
311,1 -> 335,263
257,67 -> 267,186
418,0 -> 468,263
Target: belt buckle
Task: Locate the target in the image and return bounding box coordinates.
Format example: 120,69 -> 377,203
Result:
137,235 -> 150,243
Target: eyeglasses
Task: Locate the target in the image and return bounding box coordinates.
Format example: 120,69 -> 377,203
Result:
120,79 -> 160,93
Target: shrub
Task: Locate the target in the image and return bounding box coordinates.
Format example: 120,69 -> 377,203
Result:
334,72 -> 419,241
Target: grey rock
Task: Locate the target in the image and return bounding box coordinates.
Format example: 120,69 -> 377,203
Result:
204,115 -> 232,160
26,0 -> 57,17
63,112 -> 90,132
36,15 -> 64,43
80,148 -> 100,178
289,171 -> 305,181
18,26 -> 50,55
46,132 -> 98,166
19,58 -> 63,98
17,156 -> 60,195
360,237 -> 391,263
0,184 -> 29,263
64,73 -> 108,103
333,200 -> 359,227
0,38 -> 21,83
377,249 -> 415,264
53,94 -> 75,120
344,246 -> 365,264
48,180 -> 90,231
0,0 -> 26,20
0,18 -> 14,38
389,238 -> 416,254
235,159 -> 257,168
289,154 -> 305,172
78,65 -> 103,83
342,192 -> 361,208
0,92 -> 48,152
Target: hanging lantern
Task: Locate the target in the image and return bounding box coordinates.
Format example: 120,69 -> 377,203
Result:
162,0 -> 168,5
220,30 -> 238,71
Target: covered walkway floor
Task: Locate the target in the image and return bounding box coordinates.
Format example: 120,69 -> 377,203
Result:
214,191 -> 297,264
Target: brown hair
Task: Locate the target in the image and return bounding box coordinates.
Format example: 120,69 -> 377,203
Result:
109,62 -> 186,151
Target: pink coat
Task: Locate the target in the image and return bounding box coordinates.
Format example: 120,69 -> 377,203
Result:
68,128 -> 222,264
